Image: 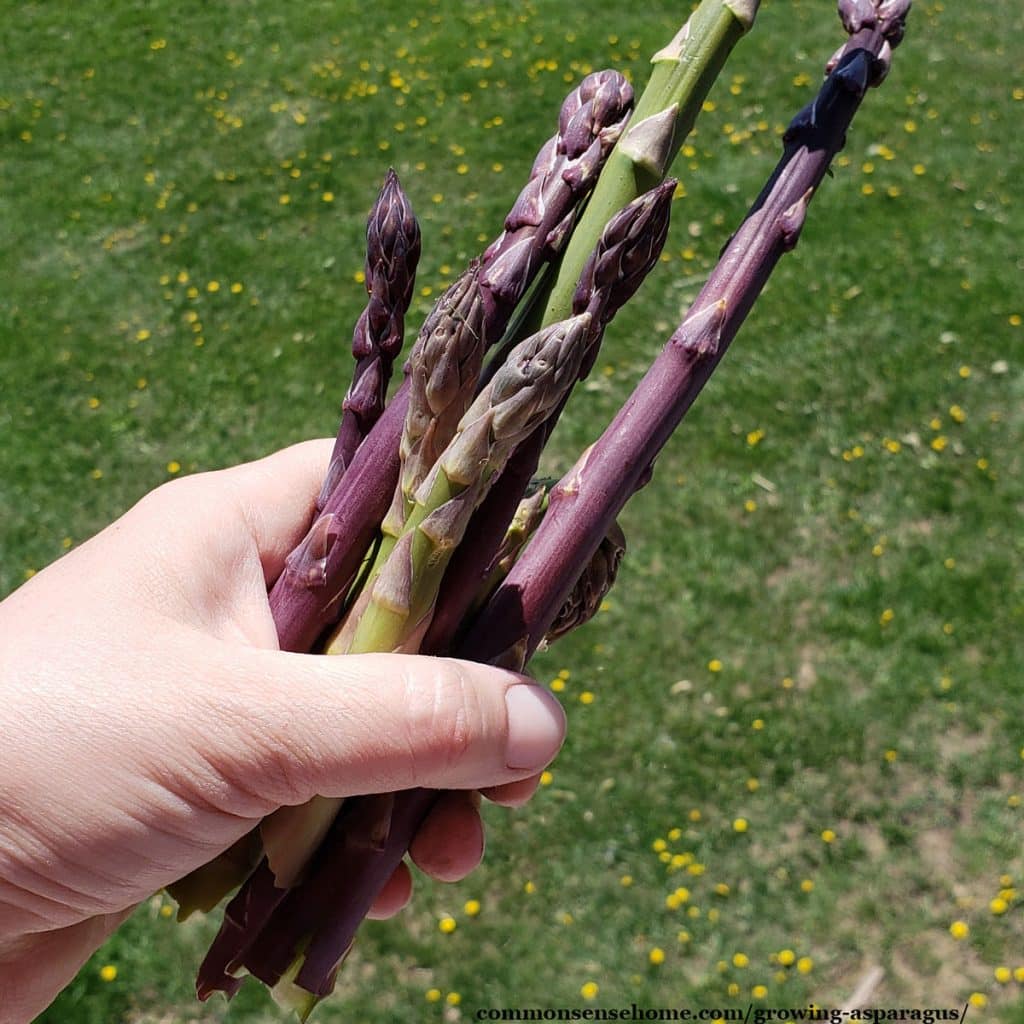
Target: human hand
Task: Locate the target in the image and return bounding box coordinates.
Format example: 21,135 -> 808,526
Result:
0,440 -> 565,1021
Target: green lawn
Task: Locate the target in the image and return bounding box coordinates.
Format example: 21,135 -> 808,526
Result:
2,0 -> 1022,1021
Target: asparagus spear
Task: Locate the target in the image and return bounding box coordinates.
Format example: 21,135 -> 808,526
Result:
316,169 -> 421,511
463,0 -> 912,669
267,70 -> 633,656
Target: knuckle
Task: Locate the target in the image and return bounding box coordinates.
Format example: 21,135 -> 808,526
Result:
398,660 -> 483,782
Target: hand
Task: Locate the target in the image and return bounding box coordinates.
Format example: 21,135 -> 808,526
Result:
0,440 -> 565,1021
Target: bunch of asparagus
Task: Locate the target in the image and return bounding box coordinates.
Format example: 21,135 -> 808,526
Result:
169,0 -> 912,1015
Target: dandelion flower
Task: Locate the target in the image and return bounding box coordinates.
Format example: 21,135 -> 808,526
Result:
732,952 -> 749,968
649,947 -> 665,966
426,988 -> 442,1003
949,920 -> 969,939
796,957 -> 813,974
733,818 -> 748,833
463,899 -> 480,916
778,949 -> 796,967
99,965 -> 117,982
438,915 -> 457,934
580,982 -> 599,1000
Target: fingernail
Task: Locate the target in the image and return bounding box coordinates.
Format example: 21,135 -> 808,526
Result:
505,684 -> 565,770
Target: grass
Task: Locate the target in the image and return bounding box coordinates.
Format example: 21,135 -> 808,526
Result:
2,0 -> 1023,1021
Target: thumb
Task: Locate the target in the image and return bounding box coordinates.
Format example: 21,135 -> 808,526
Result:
193,645 -> 566,812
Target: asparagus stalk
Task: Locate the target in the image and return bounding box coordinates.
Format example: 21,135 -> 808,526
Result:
266,70 -> 633,656
463,0 -> 912,670
316,169 -> 422,511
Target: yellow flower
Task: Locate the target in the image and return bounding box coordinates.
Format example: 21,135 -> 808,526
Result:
446,992 -> 461,1006
708,658 -> 723,672
580,981 -> 599,1000
778,949 -> 796,967
579,690 -> 595,704
880,608 -> 895,625
732,952 -> 749,968
539,770 -> 553,786
667,827 -> 682,841
821,829 -> 836,844
523,880 -> 536,894
167,461 -> 181,474
652,838 -> 667,852
322,191 -> 334,203
99,964 -> 117,982
949,920 -> 969,939
968,994 -> 986,1009
727,983 -> 740,997
206,280 -> 220,292
649,947 -> 665,966
796,957 -> 813,974
463,899 -> 480,916
752,985 -> 768,999
752,718 -> 764,731
620,874 -> 633,887
994,966 -> 1012,984
438,915 -> 456,934
800,879 -> 814,893
1015,967 -> 1024,982
989,896 -> 1008,915
550,677 -> 565,692
688,808 -> 702,822
884,749 -> 898,763
136,328 -> 151,341
425,988 -> 442,1003
949,404 -> 966,423
733,818 -> 748,833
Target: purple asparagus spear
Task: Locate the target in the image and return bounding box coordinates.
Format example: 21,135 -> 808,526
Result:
316,169 -> 421,511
